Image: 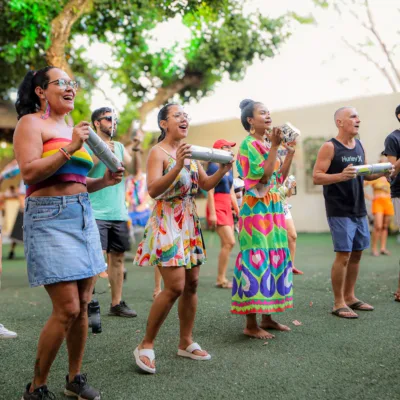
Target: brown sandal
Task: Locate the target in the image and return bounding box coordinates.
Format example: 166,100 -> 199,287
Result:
332,307 -> 358,319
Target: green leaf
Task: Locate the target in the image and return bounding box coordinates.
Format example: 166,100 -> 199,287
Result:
288,12 -> 316,25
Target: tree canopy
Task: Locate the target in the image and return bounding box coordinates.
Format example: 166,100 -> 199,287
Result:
1,0 -> 294,136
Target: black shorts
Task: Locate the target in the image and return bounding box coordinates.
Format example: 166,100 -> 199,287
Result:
96,220 -> 131,253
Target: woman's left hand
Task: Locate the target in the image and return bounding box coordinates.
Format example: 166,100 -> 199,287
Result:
103,166 -> 125,187
283,141 -> 296,154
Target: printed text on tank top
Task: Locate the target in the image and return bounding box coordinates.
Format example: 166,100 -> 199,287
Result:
323,138 -> 367,217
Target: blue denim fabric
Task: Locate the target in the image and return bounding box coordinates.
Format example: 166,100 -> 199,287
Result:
327,216 -> 370,252
24,193 -> 105,287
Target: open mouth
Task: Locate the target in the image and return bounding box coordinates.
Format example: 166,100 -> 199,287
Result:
265,119 -> 272,124
179,123 -> 188,129
63,94 -> 74,101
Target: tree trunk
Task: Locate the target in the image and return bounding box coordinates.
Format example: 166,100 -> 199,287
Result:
138,73 -> 203,125
46,0 -> 93,77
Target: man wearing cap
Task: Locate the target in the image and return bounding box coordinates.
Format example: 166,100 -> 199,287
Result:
206,140 -> 239,288
383,104 -> 400,302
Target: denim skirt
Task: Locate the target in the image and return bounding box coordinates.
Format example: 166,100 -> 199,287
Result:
24,193 -> 105,287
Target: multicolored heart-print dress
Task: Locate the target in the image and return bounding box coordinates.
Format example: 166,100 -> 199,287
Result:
231,135 -> 293,314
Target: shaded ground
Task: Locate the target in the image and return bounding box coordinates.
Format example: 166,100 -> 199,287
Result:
0,233 -> 399,400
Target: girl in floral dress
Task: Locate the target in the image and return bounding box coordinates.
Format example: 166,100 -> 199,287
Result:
231,99 -> 296,339
134,103 -> 233,373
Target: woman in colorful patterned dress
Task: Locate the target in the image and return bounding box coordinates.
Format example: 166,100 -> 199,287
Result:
231,99 -> 296,339
133,103 -> 233,373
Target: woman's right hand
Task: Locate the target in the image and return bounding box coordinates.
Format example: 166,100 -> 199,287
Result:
270,127 -> 283,148
175,143 -> 192,169
71,121 -> 90,152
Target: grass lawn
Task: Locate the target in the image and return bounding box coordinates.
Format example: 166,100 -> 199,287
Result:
0,232 -> 399,400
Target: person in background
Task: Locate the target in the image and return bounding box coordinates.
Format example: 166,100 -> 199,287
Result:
2,184 -> 19,237
233,177 -> 245,235
206,139 -> 239,289
279,177 -> 303,275
87,107 -> 137,318
126,128 -> 152,230
364,153 -> 394,256
7,179 -> 26,260
0,160 -> 23,259
126,128 -> 161,299
383,104 -> 400,301
0,223 -> 18,338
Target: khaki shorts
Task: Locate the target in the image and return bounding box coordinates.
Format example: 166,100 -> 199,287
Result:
393,198 -> 400,228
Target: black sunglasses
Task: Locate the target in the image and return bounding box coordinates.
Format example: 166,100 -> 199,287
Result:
97,116 -> 118,123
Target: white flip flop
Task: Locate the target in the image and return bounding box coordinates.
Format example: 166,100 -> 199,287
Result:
134,346 -> 156,374
177,342 -> 211,361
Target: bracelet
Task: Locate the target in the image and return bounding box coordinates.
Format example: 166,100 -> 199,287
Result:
59,147 -> 71,160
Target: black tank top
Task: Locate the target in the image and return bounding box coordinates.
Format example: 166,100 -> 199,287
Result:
323,138 -> 367,217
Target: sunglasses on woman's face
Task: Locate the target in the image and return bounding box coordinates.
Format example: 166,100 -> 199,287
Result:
97,116 -> 119,124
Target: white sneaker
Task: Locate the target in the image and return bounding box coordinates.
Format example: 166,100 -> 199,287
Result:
0,324 -> 17,339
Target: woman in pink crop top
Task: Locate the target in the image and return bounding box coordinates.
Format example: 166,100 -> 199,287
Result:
14,66 -> 123,400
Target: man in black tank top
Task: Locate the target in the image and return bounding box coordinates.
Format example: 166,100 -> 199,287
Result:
383,104 -> 400,302
313,107 -> 390,319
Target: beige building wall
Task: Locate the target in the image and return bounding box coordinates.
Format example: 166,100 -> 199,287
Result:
187,93 -> 400,232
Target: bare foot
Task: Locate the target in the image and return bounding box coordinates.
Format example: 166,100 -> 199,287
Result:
215,280 -> 233,289
371,250 -> 379,257
243,327 -> 275,339
292,267 -> 304,275
138,343 -> 156,369
260,320 -> 291,331
380,249 -> 391,256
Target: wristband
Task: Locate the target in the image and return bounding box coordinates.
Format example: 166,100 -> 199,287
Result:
59,147 -> 71,160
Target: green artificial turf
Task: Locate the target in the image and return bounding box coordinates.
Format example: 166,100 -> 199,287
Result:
0,232 -> 399,400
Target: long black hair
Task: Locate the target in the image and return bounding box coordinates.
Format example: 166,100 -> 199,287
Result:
15,66 -> 56,120
239,99 -> 261,131
157,103 -> 177,142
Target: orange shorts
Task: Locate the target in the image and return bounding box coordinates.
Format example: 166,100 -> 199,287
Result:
371,197 -> 395,216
